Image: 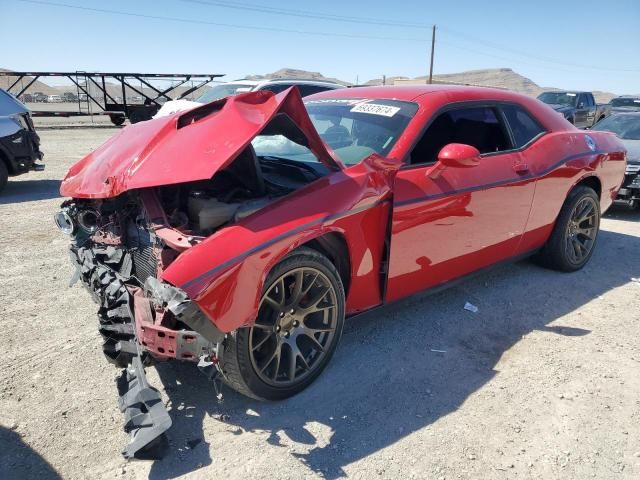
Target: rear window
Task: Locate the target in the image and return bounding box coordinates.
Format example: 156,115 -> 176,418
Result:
501,104 -> 545,148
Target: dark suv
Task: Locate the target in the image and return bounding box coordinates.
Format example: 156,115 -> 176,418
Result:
0,89 -> 44,192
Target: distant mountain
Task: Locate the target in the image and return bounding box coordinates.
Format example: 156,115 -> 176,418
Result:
0,68 -> 59,95
244,68 -> 351,86
367,68 -> 617,103
244,67 -> 618,103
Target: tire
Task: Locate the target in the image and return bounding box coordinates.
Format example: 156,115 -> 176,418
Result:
535,185 -> 600,272
0,160 -> 8,194
220,247 -> 345,400
110,114 -> 125,126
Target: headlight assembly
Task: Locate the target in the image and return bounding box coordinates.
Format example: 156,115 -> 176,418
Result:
54,210 -> 75,235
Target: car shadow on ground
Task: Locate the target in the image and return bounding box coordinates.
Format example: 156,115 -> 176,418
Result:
0,179 -> 61,204
148,229 -> 639,479
0,427 -> 61,479
605,203 -> 640,223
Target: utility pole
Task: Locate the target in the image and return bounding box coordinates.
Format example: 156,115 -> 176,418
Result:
428,24 -> 436,84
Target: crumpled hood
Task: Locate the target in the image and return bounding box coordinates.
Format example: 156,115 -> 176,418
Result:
60,89 -> 341,199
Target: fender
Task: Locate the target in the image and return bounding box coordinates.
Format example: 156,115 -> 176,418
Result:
161,153 -> 398,333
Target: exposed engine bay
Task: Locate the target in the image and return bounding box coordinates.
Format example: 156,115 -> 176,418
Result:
55,146 -> 326,459
157,144 -> 326,235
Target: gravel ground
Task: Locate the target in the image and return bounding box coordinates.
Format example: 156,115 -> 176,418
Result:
1,127 -> 639,480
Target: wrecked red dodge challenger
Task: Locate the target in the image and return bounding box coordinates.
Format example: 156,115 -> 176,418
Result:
57,86 -> 626,458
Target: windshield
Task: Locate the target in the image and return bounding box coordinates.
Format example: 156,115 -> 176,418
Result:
609,97 -> 640,108
537,92 -> 578,107
196,83 -> 253,103
591,114 -> 640,140
252,98 -> 418,166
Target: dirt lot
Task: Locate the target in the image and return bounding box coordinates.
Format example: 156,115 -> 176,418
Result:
1,127 -> 639,480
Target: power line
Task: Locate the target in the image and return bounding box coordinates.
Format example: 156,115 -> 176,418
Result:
181,0 -> 639,73
13,0 -> 639,74
13,0 -> 426,42
440,27 -> 640,73
180,0 -> 431,29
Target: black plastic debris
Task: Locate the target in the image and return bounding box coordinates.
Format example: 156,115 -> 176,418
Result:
117,355 -> 172,460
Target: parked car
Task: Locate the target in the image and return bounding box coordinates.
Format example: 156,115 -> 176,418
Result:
0,89 -> 44,192
608,95 -> 640,112
62,92 -> 78,102
46,94 -> 63,103
592,112 -> 640,208
56,86 -> 626,458
537,91 -> 610,128
31,92 -> 47,103
154,78 -> 344,118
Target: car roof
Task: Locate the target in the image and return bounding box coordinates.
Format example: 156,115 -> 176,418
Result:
608,111 -> 640,116
539,90 -> 591,95
227,78 -> 343,88
306,84 -> 534,106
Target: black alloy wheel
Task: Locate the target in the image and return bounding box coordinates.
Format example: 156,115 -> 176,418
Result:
564,196 -> 598,265
220,247 -> 345,400
249,267 -> 340,387
535,185 -> 600,272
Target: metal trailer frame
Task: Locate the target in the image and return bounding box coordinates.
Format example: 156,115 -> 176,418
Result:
0,71 -> 224,125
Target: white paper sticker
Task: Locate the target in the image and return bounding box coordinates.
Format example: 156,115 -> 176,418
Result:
350,103 -> 400,117
567,93 -> 577,96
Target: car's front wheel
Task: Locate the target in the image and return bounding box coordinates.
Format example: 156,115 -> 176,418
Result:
536,185 -> 600,272
220,247 -> 345,400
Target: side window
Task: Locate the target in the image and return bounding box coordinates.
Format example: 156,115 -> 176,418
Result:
297,85 -> 330,97
409,106 -> 511,165
501,104 -> 545,148
259,84 -> 293,94
577,94 -> 587,108
586,94 -> 595,107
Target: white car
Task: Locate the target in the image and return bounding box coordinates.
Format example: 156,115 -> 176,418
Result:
154,78 -> 344,118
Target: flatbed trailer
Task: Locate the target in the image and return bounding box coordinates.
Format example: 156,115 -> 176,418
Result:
0,71 -> 224,125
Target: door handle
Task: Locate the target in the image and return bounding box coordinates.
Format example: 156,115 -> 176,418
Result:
513,163 -> 530,174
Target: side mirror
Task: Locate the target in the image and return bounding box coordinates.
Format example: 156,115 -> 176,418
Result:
578,102 -> 585,109
437,143 -> 481,168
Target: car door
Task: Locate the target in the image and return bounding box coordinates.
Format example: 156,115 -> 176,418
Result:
584,94 -> 597,126
386,103 -> 538,302
574,93 -> 595,128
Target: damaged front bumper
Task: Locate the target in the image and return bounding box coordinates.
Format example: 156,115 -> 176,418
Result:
69,243 -> 223,459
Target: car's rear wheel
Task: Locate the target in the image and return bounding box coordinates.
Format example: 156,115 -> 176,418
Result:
536,185 -> 600,271
220,247 -> 345,400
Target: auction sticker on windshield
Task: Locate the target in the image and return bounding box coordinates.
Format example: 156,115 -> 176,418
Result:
351,103 -> 401,117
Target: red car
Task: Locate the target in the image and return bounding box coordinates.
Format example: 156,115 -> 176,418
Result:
56,86 -> 626,458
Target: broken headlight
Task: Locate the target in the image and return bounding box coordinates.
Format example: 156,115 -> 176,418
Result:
54,210 -> 75,235
77,209 -> 101,233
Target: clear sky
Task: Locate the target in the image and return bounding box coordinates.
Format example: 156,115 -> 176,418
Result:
3,0 -> 639,93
